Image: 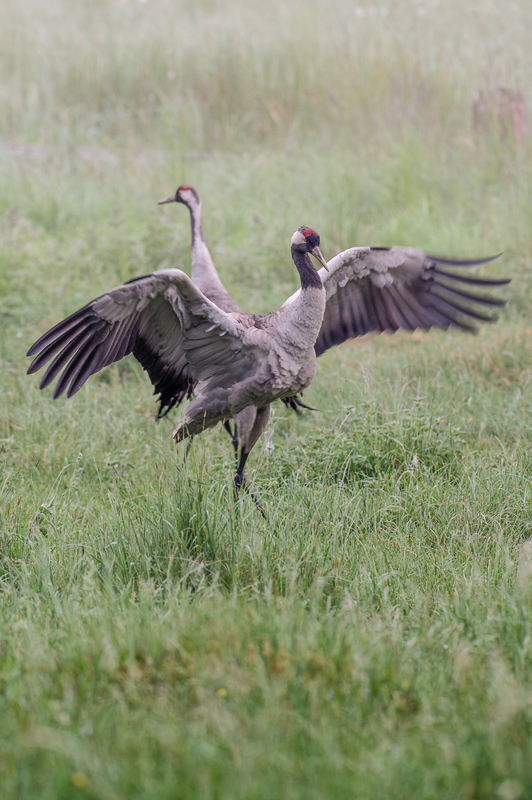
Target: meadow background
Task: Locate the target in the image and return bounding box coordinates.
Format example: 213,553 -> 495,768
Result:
1,0 -> 532,797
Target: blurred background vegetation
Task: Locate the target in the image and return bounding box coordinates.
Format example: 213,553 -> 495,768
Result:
2,1 -> 532,798
1,0 -> 531,285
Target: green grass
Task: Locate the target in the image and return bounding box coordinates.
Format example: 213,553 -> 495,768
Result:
2,0 -> 532,797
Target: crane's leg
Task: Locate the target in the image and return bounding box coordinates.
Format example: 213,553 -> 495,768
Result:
230,406 -> 256,466
174,401 -> 270,519
222,419 -> 239,462
233,406 -> 270,518
233,450 -> 266,518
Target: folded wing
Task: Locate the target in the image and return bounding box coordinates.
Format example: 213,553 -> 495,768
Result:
27,269 -> 260,416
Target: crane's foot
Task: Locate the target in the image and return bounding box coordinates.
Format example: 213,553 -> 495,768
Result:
233,473 -> 267,519
281,395 -> 317,413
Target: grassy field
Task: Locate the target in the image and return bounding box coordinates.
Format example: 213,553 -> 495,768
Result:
2,0 -> 532,797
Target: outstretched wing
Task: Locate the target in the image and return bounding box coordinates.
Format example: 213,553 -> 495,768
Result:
284,246 -> 509,356
27,269 -> 260,415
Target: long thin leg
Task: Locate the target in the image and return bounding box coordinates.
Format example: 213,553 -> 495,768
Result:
232,406 -> 271,518
234,449 -> 249,492
223,418 -> 240,463
223,418 -> 234,438
233,450 -> 266,518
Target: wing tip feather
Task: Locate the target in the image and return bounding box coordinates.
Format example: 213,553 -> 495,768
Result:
430,251 -> 505,267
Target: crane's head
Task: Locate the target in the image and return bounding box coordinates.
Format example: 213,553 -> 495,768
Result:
158,185 -> 200,207
291,226 -> 329,271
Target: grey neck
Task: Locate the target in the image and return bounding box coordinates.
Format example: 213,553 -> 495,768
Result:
276,246 -> 326,353
186,199 -> 243,314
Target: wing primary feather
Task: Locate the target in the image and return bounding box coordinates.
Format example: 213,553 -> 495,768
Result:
434,268 -> 510,287
382,285 -> 415,329
433,279 -> 507,307
67,346 -> 104,397
389,284 -> 429,329
381,286 -> 412,329
420,295 -> 477,333
416,297 -> 478,331
115,322 -> 138,363
339,296 -> 357,339
89,315 -> 136,373
429,290 -> 497,322
393,281 -> 438,328
53,347 -> 93,399
98,325 -> 128,370
429,253 -> 503,267
370,283 -> 392,331
349,286 -> 367,336
363,283 -> 381,332
27,318 -> 101,375
315,323 -> 332,356
353,289 -> 371,335
322,296 -> 341,342
107,316 -> 138,365
53,331 -> 121,399
26,306 -> 95,357
39,328 -> 101,390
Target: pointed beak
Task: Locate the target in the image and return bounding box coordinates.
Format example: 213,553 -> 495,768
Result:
157,195 -> 176,205
311,245 -> 329,271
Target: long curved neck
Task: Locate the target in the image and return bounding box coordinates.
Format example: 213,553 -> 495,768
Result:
291,245 -> 323,290
187,199 -> 216,286
274,245 -> 325,353
185,199 -> 242,313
